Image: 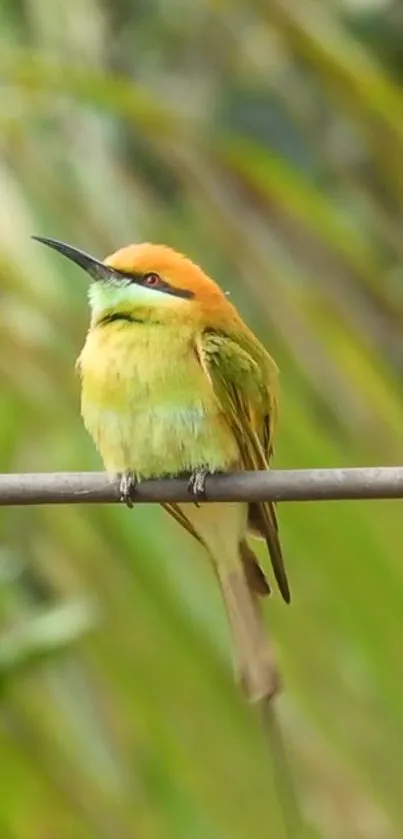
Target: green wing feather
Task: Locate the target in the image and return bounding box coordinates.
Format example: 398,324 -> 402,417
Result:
198,328 -> 290,604
162,501 -> 203,544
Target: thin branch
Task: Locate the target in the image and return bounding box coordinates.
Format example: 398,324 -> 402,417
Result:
221,567 -> 304,836
260,700 -> 304,837
1,467 -> 403,506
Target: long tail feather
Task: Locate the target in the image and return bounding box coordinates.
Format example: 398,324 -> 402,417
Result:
240,539 -> 270,597
214,555 -> 280,702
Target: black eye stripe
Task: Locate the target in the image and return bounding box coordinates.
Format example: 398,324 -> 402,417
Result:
116,270 -> 194,299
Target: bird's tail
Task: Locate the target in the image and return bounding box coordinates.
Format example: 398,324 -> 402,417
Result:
240,538 -> 270,597
177,501 -> 279,701
214,541 -> 280,702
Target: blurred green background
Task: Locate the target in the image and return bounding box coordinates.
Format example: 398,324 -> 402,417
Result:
1,0 -> 403,836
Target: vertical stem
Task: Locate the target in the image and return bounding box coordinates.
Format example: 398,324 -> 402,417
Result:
217,565 -> 303,836
259,698 -> 304,838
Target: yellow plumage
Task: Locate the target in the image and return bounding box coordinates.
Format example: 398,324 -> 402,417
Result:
34,236 -> 289,701
77,321 -> 239,477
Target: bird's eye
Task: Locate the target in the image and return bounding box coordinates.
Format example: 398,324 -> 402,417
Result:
143,272 -> 161,287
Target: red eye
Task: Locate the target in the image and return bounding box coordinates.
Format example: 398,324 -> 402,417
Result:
143,272 -> 161,287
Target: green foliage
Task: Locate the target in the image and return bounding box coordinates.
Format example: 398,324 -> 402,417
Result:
1,0 -> 403,836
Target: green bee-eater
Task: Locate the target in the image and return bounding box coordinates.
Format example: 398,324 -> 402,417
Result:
34,236 -> 290,701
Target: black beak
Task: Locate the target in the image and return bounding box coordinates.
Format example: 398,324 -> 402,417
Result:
32,236 -> 122,283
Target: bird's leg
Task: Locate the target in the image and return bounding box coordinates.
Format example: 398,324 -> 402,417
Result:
188,467 -> 210,505
119,472 -> 137,508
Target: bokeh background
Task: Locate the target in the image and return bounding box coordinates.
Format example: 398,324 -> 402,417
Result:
1,0 -> 403,836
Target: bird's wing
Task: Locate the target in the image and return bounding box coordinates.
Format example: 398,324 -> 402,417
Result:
162,502 -> 203,544
196,328 -> 290,603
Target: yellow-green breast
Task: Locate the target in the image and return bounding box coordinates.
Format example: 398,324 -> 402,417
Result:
78,321 -> 239,477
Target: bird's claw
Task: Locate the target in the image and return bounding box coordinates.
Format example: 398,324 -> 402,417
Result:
188,468 -> 209,505
119,473 -> 137,508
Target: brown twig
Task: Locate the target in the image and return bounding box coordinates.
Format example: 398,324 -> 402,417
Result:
217,567 -> 302,837
1,466 -> 403,506
260,699 -> 304,838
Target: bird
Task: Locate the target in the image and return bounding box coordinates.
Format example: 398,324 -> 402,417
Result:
33,235 -> 290,701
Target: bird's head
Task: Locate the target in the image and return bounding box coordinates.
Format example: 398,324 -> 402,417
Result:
33,237 -> 235,328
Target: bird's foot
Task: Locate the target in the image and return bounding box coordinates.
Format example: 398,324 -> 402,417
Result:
188,468 -> 210,506
119,472 -> 137,508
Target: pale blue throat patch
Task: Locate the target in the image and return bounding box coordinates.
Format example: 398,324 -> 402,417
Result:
88,280 -> 187,316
